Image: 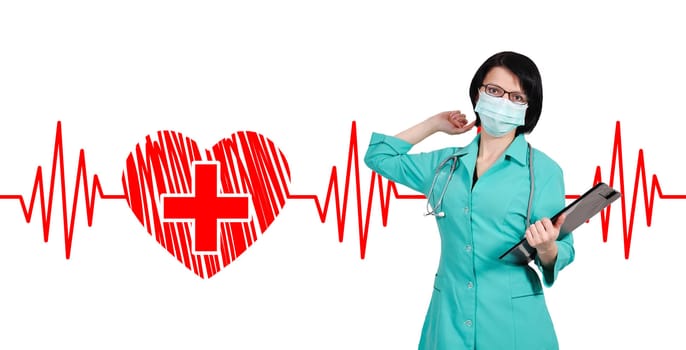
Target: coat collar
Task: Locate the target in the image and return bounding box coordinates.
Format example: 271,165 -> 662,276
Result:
503,133 -> 530,167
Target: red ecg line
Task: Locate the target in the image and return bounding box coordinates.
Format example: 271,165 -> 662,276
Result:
2,120 -> 684,261
286,121 -> 424,259
0,121 -> 126,259
583,121 -> 686,258
288,120 -> 686,260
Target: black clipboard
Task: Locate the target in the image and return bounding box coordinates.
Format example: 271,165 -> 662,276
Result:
499,182 -> 621,265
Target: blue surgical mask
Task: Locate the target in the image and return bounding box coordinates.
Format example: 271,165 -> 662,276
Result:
474,91 -> 528,137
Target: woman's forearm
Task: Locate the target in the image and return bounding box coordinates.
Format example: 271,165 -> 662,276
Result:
394,116 -> 440,145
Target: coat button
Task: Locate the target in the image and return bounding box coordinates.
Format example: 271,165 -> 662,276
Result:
467,282 -> 473,289
465,244 -> 472,252
463,207 -> 469,214
464,320 -> 472,327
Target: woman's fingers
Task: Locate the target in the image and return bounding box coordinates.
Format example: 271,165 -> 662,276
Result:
449,111 -> 467,126
525,218 -> 560,248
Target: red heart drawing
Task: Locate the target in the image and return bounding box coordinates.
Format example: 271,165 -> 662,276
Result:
121,130 -> 291,279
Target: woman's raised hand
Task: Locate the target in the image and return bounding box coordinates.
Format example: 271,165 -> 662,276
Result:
431,110 -> 476,135
394,110 -> 476,145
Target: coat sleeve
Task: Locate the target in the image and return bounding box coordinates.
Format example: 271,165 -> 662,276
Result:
363,132 -> 442,195
532,165 -> 575,287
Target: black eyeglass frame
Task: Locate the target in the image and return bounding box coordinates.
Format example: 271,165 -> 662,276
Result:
480,84 -> 528,105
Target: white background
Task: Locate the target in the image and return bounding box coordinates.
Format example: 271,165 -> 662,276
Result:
1,1 -> 684,349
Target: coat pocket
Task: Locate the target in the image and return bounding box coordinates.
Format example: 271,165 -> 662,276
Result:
509,267 -> 558,349
510,266 -> 543,298
510,292 -> 558,349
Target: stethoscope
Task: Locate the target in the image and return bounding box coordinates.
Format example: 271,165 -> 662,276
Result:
425,143 -> 535,227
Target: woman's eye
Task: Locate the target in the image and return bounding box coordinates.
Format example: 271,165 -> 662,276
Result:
513,94 -> 526,103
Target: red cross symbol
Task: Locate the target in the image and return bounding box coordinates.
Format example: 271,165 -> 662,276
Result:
162,161 -> 250,254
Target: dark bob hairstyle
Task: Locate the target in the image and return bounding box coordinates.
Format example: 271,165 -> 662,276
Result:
469,51 -> 543,135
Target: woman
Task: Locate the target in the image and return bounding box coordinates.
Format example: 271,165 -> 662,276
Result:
364,51 -> 574,349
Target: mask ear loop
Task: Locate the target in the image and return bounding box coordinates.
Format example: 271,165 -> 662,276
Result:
525,143 -> 534,227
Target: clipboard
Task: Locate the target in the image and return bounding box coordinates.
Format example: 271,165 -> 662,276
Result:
499,182 -> 621,265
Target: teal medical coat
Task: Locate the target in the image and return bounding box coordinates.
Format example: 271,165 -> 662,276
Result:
364,132 -> 574,350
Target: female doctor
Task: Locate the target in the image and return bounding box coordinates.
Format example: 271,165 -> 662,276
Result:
364,51 -> 574,349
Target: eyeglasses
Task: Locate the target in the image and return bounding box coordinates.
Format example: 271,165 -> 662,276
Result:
481,84 -> 528,105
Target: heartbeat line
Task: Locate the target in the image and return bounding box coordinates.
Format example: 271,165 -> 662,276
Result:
286,121 -> 424,259
587,121 -> 686,258
0,121 -> 126,259
1,121 -> 684,262
288,120 -> 686,260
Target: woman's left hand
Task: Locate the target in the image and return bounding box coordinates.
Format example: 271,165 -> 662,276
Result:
525,213 -> 566,255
